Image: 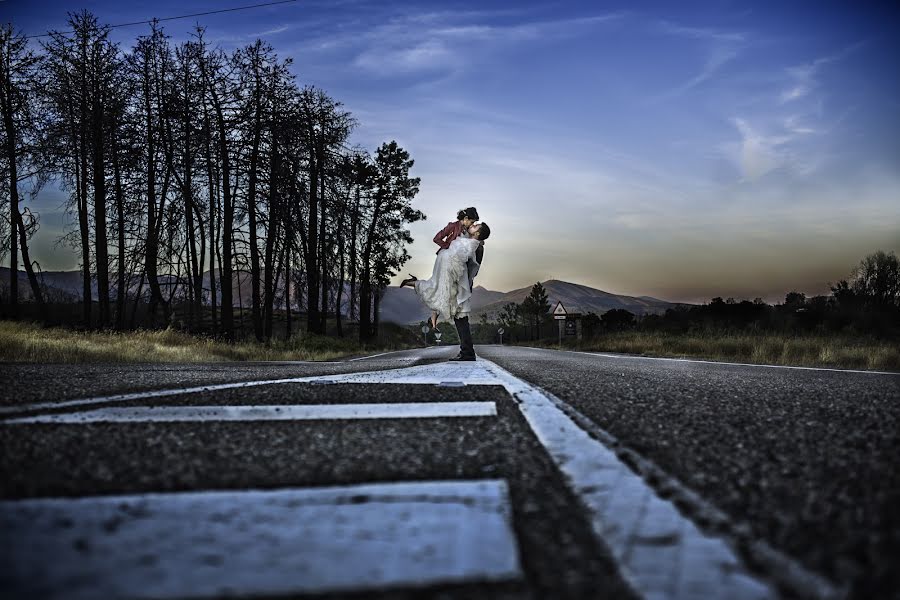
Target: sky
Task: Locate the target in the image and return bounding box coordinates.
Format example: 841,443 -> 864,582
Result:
3,0 -> 899,303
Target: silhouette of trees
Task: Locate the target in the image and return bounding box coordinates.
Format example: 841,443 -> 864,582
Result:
0,24 -> 47,318
520,282 -> 551,339
601,308 -> 635,331
2,13 -> 424,343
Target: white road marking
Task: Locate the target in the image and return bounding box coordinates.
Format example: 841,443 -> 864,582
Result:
0,360 -> 488,417
518,345 -> 899,375
346,346 -> 445,362
0,480 -> 522,599
297,359 -> 839,599
3,402 -> 497,424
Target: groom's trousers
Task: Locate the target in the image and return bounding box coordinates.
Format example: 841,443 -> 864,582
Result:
454,316 -> 476,359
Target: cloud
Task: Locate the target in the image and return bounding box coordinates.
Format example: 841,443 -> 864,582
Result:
779,41 -> 865,103
319,11 -> 626,77
651,20 -> 746,97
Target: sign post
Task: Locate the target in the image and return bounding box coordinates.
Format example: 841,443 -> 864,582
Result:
552,301 -> 567,347
421,324 -> 429,345
498,327 -> 505,345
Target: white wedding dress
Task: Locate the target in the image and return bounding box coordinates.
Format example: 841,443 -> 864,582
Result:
414,237 -> 481,321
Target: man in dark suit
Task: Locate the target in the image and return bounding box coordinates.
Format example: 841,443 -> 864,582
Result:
450,221 -> 490,362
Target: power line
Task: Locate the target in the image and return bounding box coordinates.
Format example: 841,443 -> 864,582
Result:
25,0 -> 298,39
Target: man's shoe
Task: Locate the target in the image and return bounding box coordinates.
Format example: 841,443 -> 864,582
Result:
449,354 -> 476,362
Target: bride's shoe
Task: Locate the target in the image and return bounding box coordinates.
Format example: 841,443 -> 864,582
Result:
400,274 -> 418,288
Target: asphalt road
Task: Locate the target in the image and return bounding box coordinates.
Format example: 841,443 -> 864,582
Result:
1,345 -> 898,599
477,345 -> 900,599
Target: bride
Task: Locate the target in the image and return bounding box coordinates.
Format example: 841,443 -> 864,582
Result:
400,222 -> 490,329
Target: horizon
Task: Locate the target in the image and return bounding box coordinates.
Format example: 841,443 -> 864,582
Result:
4,0 -> 899,305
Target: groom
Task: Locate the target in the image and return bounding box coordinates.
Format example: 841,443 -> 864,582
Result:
450,211 -> 491,362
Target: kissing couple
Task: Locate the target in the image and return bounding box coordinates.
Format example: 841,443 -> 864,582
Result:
400,207 -> 491,362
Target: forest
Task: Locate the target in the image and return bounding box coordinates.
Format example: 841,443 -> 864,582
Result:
0,13 -> 424,343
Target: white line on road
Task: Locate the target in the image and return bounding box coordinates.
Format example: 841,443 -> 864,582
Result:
516,345 -> 899,375
295,359 -> 840,599
3,401 -> 497,424
0,480 -> 522,599
346,346 -> 446,362
0,360 -> 485,418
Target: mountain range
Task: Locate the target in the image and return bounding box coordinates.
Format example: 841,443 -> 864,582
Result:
379,279 -> 681,324
0,268 -> 682,324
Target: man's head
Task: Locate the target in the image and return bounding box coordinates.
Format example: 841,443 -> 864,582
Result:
470,222 -> 491,241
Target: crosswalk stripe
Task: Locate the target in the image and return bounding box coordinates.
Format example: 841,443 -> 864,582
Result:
0,480 -> 522,599
3,402 -> 497,424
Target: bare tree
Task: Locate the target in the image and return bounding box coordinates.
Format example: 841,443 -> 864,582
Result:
0,24 -> 48,318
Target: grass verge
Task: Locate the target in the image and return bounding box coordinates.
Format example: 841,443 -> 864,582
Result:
0,320 -> 414,364
540,331 -> 900,371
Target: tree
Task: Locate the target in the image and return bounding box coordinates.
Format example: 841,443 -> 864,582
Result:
0,24 -> 47,318
849,250 -> 900,307
42,12 -> 122,327
602,308 -> 636,331
498,302 -> 520,336
521,282 -> 551,339
784,291 -> 806,308
582,311 -> 601,337
358,141 -> 422,342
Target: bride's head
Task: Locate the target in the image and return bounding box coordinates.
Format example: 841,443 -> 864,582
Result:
469,222 -> 491,241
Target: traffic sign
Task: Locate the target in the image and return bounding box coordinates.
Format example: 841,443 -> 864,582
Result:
552,301 -> 567,316
421,325 -> 430,334
497,328 -> 505,335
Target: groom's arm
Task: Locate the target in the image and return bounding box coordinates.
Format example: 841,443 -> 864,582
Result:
466,248 -> 482,292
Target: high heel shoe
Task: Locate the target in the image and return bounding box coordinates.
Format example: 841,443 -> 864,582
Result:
400,274 -> 418,288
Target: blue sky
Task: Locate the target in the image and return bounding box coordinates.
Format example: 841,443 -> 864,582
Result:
4,0 -> 899,302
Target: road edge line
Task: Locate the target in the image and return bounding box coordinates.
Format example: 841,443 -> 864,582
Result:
478,358 -> 846,600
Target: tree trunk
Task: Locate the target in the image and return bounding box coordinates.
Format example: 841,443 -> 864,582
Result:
91,85 -> 109,328
306,148 -> 320,334
112,133 -> 126,330
1,73 -> 19,317
212,93 -> 234,341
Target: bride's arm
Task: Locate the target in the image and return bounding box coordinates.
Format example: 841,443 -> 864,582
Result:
433,221 -> 457,250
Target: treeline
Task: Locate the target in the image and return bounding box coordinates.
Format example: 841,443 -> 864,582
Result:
0,14 -> 423,342
490,250 -> 900,342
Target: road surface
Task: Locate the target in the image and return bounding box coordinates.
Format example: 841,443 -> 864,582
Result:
1,345 -> 897,599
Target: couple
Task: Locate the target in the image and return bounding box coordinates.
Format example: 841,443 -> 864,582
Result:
400,207 -> 491,362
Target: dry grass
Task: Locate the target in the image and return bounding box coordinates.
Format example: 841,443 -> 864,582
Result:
555,331 -> 900,371
0,320 -> 403,364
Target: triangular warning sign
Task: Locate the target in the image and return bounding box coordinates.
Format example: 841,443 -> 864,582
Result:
553,301 -> 567,315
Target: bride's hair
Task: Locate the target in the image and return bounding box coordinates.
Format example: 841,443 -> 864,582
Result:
457,207 -> 480,221
477,222 -> 491,241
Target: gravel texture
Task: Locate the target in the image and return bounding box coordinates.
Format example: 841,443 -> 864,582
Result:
479,345 -> 900,599
1,381 -> 636,600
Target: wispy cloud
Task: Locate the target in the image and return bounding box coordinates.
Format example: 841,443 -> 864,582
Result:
300,11 -> 626,77
779,41 -> 865,103
652,20 -> 747,97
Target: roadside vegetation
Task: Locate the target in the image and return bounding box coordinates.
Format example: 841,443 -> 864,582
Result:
0,321 -> 416,364
483,250 -> 900,371
536,332 -> 900,371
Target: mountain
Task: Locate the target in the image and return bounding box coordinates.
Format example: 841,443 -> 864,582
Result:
378,279 -> 682,324
1,268 -> 682,323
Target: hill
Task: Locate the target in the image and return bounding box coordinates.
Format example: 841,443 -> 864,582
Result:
379,279 -> 681,324
1,268 -> 682,324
